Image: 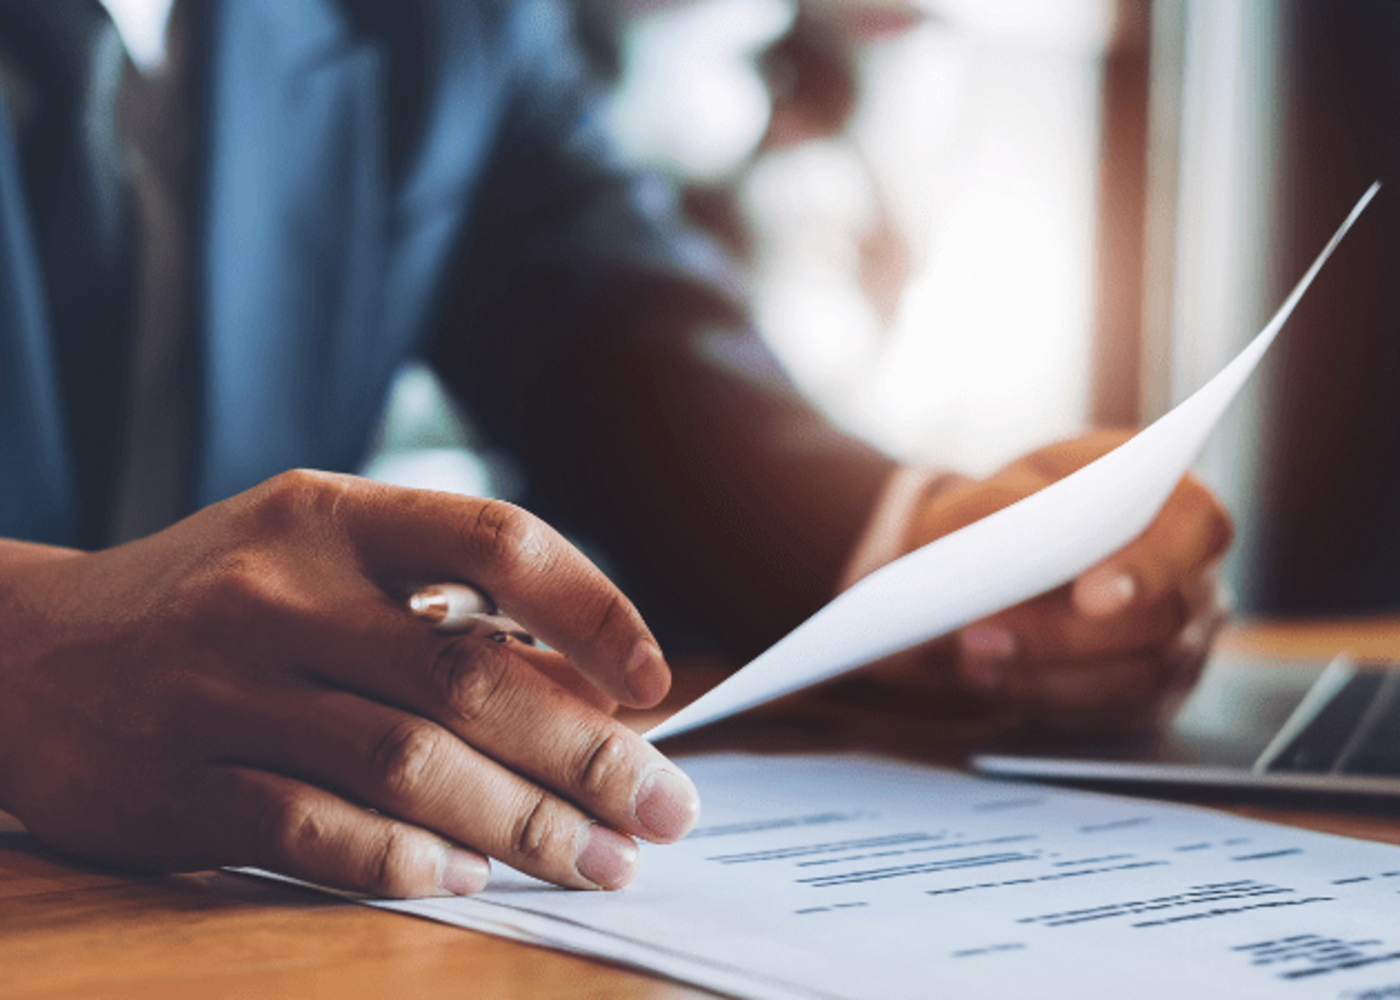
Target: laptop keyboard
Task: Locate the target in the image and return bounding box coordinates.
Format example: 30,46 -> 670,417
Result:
1266,666 -> 1400,776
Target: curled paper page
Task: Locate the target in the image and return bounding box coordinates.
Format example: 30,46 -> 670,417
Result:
648,182 -> 1380,743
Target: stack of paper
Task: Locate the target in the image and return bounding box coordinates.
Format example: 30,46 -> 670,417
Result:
376,754 -> 1400,1000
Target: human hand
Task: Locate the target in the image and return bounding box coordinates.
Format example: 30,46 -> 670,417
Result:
0,471 -> 699,896
897,430 -> 1233,733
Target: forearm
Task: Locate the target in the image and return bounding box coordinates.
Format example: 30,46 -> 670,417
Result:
427,20 -> 898,653
436,251 -> 898,655
540,324 -> 898,657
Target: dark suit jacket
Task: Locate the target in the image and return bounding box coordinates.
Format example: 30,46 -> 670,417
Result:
0,0 -> 890,653
0,0 -> 740,537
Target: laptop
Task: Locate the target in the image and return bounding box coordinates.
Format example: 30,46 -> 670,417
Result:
970,653 -> 1400,798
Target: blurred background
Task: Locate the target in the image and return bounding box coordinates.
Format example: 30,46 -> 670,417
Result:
352,0 -> 1398,620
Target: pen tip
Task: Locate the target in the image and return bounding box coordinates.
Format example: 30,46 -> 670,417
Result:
409,591 -> 449,624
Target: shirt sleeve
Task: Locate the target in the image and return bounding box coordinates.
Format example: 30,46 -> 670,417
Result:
427,0 -> 897,655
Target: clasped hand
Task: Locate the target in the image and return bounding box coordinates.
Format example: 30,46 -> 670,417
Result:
895,430 -> 1233,732
0,471 -> 699,897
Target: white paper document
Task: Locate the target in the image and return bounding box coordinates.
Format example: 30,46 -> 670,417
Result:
647,184 -> 1380,742
373,753 -> 1400,1000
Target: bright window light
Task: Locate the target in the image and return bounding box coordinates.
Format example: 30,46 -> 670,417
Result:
610,0 -> 795,181
848,41 -> 1102,474
97,0 -> 176,72
746,14 -> 1105,475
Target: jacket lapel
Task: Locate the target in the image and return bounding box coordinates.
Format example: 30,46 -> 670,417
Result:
197,0 -> 389,506
1,0 -> 506,533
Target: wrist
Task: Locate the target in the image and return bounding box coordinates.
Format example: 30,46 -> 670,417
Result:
838,466 -> 970,591
0,540 -> 83,814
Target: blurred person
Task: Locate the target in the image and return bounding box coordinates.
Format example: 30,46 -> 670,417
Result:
0,0 -> 1229,900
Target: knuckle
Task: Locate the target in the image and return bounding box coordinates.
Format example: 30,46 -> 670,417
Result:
511,790 -> 565,865
575,730 -> 633,800
255,789 -> 329,868
370,718 -> 446,805
197,473 -> 353,626
245,469 -> 350,535
367,822 -> 426,898
464,500 -> 525,563
586,590 -> 627,646
463,500 -> 551,577
432,638 -> 511,725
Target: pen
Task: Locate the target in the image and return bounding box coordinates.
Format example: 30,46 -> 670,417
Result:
408,582 -> 535,644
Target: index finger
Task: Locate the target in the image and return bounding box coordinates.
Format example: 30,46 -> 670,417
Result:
333,478 -> 669,708
1072,473 -> 1233,618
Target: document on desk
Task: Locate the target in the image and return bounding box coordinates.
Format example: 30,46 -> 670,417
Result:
374,753 -> 1400,1000
646,183 -> 1380,742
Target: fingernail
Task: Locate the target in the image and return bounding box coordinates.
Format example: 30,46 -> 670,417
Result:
439,849 -> 491,895
1074,568 -> 1137,618
575,824 -> 639,890
634,768 -> 701,842
624,641 -> 669,706
960,625 -> 1016,690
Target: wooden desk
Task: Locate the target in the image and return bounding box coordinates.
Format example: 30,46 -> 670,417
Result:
5,620 -> 1400,1000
